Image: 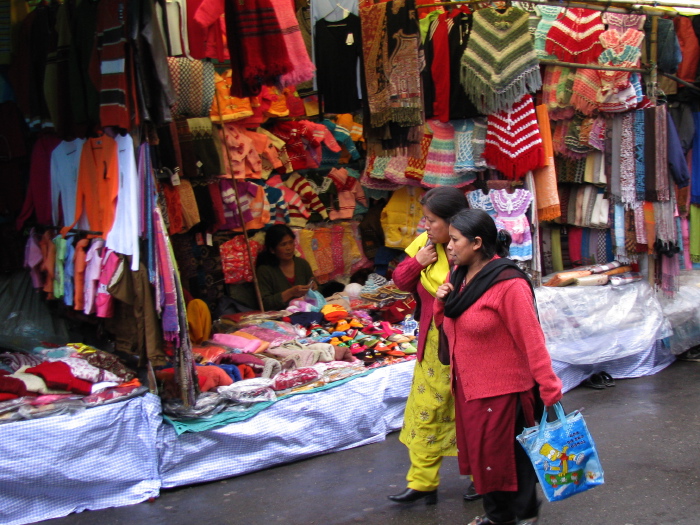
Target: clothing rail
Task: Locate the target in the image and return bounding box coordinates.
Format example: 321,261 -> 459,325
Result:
27,226 -> 105,236
414,0 -> 675,16
538,59 -> 647,73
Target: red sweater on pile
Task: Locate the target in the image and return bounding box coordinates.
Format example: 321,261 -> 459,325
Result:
435,277 -> 562,405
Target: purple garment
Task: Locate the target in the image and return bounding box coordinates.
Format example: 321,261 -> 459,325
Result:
24,229 -> 44,289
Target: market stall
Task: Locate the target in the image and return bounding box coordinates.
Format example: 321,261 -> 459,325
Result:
1,0 -> 700,524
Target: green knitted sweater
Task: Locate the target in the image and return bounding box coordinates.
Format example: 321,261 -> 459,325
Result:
460,7 -> 542,115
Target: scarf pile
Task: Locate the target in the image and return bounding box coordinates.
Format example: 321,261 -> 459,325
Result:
460,6 -> 541,115
444,257 -> 532,319
533,105 -> 561,221
224,0 -> 293,97
613,203 -> 626,259
634,203 -> 647,245
483,94 -> 545,180
620,112 -> 636,206
634,110 -> 646,201
545,8 -> 605,64
655,104 -> 670,201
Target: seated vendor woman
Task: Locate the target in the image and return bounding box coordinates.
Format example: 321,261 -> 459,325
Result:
256,225 -> 315,311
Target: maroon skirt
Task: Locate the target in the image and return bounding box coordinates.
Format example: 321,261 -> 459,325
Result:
453,376 -> 537,494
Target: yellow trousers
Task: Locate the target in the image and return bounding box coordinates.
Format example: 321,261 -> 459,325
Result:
406,449 -> 443,491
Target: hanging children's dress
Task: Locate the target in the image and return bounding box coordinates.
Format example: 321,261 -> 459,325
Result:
491,188 -> 533,261
466,189 -> 506,230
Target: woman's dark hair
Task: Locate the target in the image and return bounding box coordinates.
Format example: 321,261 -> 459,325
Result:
256,224 -> 296,267
448,209 -> 511,259
420,187 -> 469,221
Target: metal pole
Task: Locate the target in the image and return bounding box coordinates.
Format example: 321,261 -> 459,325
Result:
212,86 -> 266,313
539,59 -> 647,73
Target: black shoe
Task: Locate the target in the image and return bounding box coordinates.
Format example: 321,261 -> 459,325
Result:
387,488 -> 438,504
463,482 -> 482,501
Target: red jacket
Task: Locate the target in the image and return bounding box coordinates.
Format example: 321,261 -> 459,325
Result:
435,277 -> 562,406
392,255 -> 439,362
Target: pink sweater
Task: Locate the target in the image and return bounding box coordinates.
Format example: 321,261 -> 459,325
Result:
435,278 -> 562,405
392,255 -> 437,362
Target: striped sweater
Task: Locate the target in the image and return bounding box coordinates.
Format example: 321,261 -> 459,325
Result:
460,7 -> 541,115
92,0 -> 136,130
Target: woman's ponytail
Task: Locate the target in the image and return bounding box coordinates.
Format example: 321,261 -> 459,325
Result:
495,229 -> 512,258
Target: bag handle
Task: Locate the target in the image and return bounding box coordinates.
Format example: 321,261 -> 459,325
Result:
537,402 -> 568,441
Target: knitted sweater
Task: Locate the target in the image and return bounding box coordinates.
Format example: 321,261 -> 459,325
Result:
435,277 -> 562,405
460,6 -> 541,115
421,119 -> 457,187
533,5 -> 562,59
482,94 -> 545,180
545,8 -> 604,64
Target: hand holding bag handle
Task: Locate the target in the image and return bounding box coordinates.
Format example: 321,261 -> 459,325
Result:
538,402 -> 568,442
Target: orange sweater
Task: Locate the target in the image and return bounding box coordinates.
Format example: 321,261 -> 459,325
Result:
65,136 -> 119,239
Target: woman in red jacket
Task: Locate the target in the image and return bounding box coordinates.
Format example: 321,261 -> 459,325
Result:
435,209 -> 563,525
388,187 -> 476,505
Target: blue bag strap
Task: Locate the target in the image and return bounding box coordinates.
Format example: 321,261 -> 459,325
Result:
538,402 -> 568,440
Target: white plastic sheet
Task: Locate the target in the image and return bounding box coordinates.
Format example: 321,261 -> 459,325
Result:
535,280 -> 671,365
657,270 -> 700,355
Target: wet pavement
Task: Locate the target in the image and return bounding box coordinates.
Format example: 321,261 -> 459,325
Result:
37,360 -> 700,525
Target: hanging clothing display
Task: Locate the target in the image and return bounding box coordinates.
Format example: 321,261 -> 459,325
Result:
545,8 -> 605,64
314,13 -> 363,114
482,94 -> 545,180
460,6 -> 541,115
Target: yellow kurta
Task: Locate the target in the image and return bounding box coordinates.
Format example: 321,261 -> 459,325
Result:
399,319 -> 457,457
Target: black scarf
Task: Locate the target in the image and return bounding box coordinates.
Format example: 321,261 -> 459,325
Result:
443,257 -> 533,319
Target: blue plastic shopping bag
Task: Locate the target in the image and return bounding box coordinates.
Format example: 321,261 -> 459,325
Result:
516,402 -> 604,502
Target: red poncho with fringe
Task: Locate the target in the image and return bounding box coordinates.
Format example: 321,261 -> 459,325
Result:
545,8 -> 604,64
483,94 -> 545,180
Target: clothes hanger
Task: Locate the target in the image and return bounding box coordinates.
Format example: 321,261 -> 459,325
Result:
323,2 -> 352,21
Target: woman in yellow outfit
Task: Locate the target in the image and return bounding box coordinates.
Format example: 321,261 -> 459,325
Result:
388,187 -> 478,504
